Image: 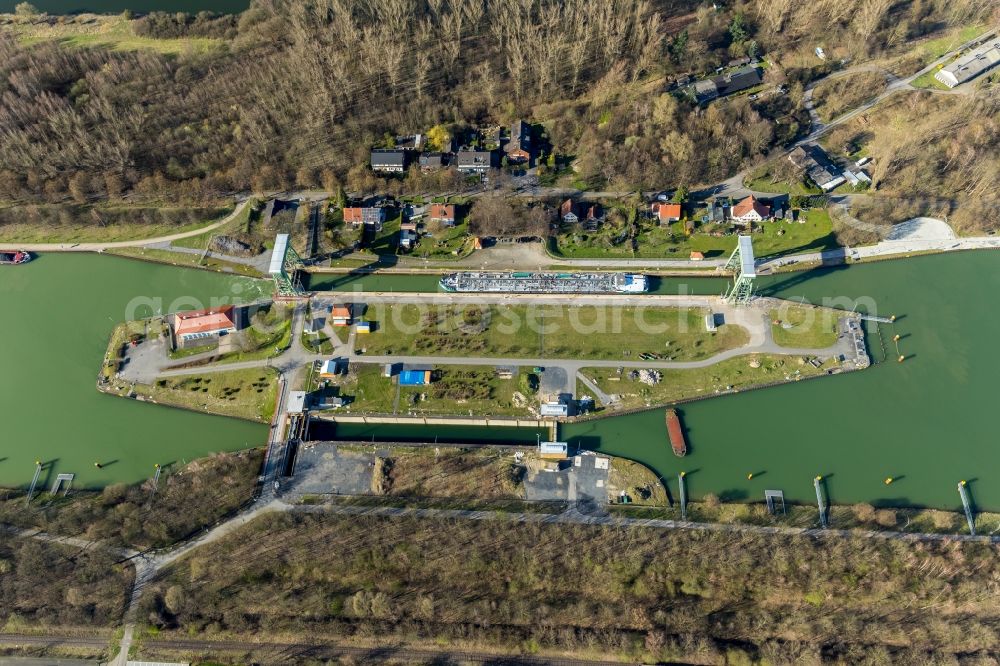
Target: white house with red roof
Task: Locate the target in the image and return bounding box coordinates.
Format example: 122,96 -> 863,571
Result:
172,306 -> 237,343
731,195 -> 770,223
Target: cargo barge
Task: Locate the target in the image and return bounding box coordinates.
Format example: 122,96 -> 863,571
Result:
0,250 -> 30,265
665,408 -> 687,457
439,271 -> 648,294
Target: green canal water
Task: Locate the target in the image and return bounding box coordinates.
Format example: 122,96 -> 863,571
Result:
4,252 -> 999,510
0,253 -> 269,489
313,255 -> 1000,511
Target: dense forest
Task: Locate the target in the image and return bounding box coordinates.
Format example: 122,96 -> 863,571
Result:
143,512 -> 1000,664
0,0 -> 996,216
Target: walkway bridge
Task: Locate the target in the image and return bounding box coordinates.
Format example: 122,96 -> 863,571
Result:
268,233 -> 305,298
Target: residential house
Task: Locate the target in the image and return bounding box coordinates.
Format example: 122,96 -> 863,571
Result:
331,306 -> 352,326
419,153 -> 447,171
456,150 -> 494,173
788,144 -> 846,192
343,206 -> 386,229
371,149 -> 407,173
710,200 -> 728,223
429,203 -> 457,226
935,40 -> 1000,88
506,119 -> 532,162
399,229 -> 418,249
651,201 -> 682,223
172,306 -> 237,343
715,65 -> 762,96
731,195 -> 771,223
692,65 -> 762,103
690,251 -> 705,261
560,199 -> 579,224
582,204 -> 603,231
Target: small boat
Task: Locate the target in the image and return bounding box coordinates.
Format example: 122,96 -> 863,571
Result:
665,408 -> 687,457
0,250 -> 31,265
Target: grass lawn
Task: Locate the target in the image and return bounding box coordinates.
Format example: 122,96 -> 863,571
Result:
0,205 -> 231,244
579,354 -> 838,411
769,305 -> 840,349
138,367 -> 279,422
744,171 -> 823,196
106,247 -> 263,277
411,222 -> 474,260
554,211 -> 836,260
319,364 -> 536,417
301,332 -> 335,355
358,304 -> 749,361
4,14 -> 223,55
915,23 -> 988,62
910,69 -> 951,90
607,458 -> 668,506
168,341 -> 217,360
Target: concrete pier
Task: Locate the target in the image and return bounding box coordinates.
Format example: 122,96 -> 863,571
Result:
958,481 -> 975,535
814,476 -> 828,528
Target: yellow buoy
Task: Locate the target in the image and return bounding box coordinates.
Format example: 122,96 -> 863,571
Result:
94,462 -> 102,469
884,477 -> 893,485
747,473 -> 754,480
893,334 -> 901,342
680,471 -> 686,478
890,315 -> 896,322
815,475 -> 822,481
898,355 -> 905,362
960,480 -> 967,486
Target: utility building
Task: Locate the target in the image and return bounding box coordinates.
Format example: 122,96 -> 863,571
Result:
935,40 -> 1000,88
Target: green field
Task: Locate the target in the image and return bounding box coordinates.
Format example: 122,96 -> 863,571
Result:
554,211 -> 835,260
358,303 -> 749,361
579,354 -> 837,411
136,367 -> 280,422
769,305 -> 840,349
316,364 -> 537,417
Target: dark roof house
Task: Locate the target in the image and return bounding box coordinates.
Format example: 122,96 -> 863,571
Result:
371,149 -> 407,173
506,119 -> 532,162
456,150 -> 494,173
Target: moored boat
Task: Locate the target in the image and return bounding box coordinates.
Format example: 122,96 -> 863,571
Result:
0,250 -> 30,265
665,408 -> 687,457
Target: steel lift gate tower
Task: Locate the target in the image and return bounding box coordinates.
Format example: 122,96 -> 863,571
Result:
724,235 -> 756,306
268,233 -> 305,297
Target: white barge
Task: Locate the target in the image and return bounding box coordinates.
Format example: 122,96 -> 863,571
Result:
439,271 -> 648,294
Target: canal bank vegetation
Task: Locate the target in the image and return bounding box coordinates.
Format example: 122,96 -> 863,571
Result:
360,304 -> 749,362
135,367 -> 279,423
579,354 -> 839,411
138,511 -> 1000,665
0,535 -> 132,632
105,247 -> 263,278
0,450 -> 263,551
334,444 -> 666,508
0,203 -> 231,244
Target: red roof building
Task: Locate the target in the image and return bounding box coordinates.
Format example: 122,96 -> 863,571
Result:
651,202 -> 682,222
429,203 -> 456,225
173,306 -> 237,342
731,196 -> 770,223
